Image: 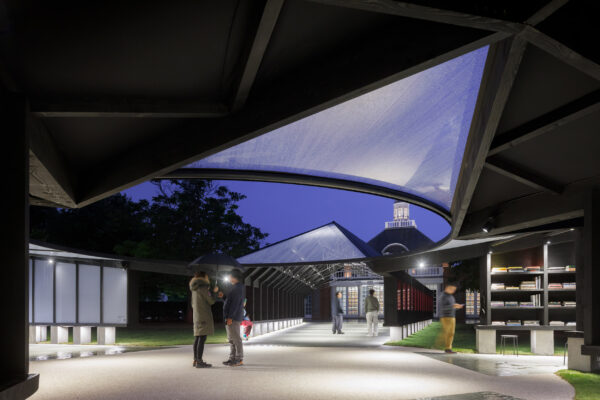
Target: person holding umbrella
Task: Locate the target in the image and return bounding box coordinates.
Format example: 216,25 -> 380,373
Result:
190,271 -> 219,368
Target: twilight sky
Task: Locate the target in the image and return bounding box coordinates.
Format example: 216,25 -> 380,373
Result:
122,180 -> 450,245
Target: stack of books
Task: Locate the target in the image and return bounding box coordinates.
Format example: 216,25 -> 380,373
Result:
506,320 -> 522,326
523,320 -> 540,326
520,281 -> 537,290
566,322 -> 576,326
492,321 -> 506,326
565,265 -> 576,272
505,285 -> 520,290
519,301 -> 535,308
508,266 -> 524,273
563,282 -> 576,289
549,301 -> 562,307
491,283 -> 505,290
491,301 -> 505,308
550,321 -> 565,326
492,267 -> 508,273
549,283 -> 563,290
563,301 -> 576,307
525,266 -> 541,272
505,301 -> 519,307
548,266 -> 565,272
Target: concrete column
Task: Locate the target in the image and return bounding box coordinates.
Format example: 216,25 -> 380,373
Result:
39,326 -> 47,342
0,94 -> 33,392
29,326 -> 46,344
531,330 -> 554,355
476,329 -> 496,354
568,337 -> 591,372
73,327 -> 92,345
50,327 -> 69,344
390,327 -> 403,342
97,327 -> 116,345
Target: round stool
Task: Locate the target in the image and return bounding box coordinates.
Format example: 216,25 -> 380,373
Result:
500,334 -> 518,356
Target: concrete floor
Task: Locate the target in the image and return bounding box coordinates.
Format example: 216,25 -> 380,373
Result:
29,322 -> 574,400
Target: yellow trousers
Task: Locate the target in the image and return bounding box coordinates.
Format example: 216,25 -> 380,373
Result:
440,317 -> 456,350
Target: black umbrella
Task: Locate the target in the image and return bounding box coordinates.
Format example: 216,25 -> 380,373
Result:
187,253 -> 244,276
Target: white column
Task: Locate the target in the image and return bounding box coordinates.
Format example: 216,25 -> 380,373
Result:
568,337 -> 592,372
97,327 -> 116,345
531,330 -> 554,355
50,326 -> 69,344
73,326 -> 92,344
390,327 -> 404,342
39,326 -> 48,341
476,329 -> 496,354
29,326 -> 38,344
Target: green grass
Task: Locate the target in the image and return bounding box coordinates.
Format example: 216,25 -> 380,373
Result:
40,325 -> 229,346
385,321 -> 567,355
557,370 -> 600,400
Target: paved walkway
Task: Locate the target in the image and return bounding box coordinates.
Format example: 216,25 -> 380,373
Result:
29,322 -> 574,400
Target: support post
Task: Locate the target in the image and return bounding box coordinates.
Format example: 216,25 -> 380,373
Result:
0,93 -> 39,398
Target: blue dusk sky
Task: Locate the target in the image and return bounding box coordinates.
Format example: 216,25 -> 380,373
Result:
121,181 -> 450,245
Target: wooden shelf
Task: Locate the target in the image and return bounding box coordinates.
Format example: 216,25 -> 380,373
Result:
491,289 -> 542,292
548,289 -> 576,292
491,271 -> 543,275
491,306 -> 543,310
547,270 -> 576,274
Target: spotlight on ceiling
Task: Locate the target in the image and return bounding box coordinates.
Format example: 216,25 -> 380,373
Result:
546,240 -> 551,244
482,217 -> 495,233
419,262 -> 425,268
48,258 -> 54,264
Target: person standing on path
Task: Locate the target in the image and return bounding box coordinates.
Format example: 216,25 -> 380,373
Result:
332,291 -> 345,334
220,269 -> 246,366
364,289 -> 380,336
190,271 -> 219,368
439,282 -> 463,354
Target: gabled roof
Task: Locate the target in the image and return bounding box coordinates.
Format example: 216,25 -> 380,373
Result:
238,221 -> 379,265
368,226 -> 434,255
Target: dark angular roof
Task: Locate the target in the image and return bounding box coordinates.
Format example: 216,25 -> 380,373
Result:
368,227 -> 434,256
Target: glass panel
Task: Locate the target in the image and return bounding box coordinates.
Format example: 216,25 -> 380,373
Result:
347,287 -> 359,316
29,259 -> 32,323
238,222 -> 378,264
103,267 -> 128,324
55,262 -> 76,323
79,264 -> 101,324
34,259 -> 54,323
188,47 -> 488,210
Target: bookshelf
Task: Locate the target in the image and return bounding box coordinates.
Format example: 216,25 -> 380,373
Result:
484,242 -> 577,328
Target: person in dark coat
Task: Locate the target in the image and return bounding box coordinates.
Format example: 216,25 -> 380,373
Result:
220,269 -> 246,366
190,271 -> 219,368
332,291 -> 344,334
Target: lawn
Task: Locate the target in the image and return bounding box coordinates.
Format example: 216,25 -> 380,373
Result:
556,370 -> 600,400
40,325 -> 229,346
385,321 -> 568,356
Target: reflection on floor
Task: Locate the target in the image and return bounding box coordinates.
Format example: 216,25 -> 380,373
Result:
29,344 -> 166,361
418,352 -> 566,376
416,392 -> 525,400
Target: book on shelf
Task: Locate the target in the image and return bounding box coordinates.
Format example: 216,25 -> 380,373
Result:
563,301 -> 576,307
492,267 -> 507,273
491,283 -> 505,290
506,320 -> 521,326
563,282 -> 576,289
523,320 -> 540,326
548,266 -> 565,271
520,280 -> 537,290
525,266 -> 541,272
519,301 -> 535,307
549,321 -> 565,326
530,294 -> 541,306
508,266 -> 524,273
505,286 -> 520,290
565,265 -> 576,272
491,301 -> 505,307
505,301 -> 518,307
491,321 -> 506,326
548,301 -> 562,307
548,283 -> 563,289
566,322 -> 576,326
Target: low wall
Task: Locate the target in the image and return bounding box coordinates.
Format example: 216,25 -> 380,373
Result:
247,318 -> 303,338
389,319 -> 433,342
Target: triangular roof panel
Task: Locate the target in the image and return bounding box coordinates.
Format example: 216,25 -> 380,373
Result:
238,222 -> 378,265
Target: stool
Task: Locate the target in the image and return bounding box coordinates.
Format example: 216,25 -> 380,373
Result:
500,334 -> 518,356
